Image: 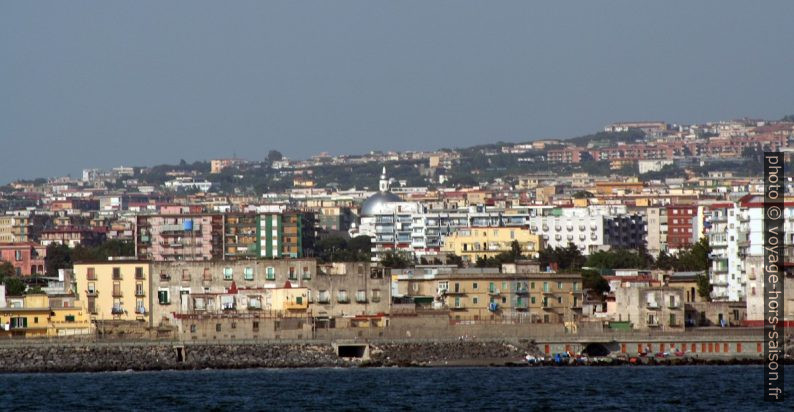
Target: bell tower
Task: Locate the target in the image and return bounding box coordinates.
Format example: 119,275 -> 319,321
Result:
379,166 -> 389,192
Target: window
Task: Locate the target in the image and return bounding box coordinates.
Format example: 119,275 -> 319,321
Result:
193,297 -> 206,311
231,322 -> 237,329
14,250 -> 22,261
87,282 -> 96,294
136,282 -> 144,296
203,268 -> 211,281
252,321 -> 259,332
318,290 -> 331,303
113,282 -> 122,297
87,267 -> 96,280
454,297 -> 461,308
438,281 -> 448,291
113,267 -> 121,280
135,267 -> 144,279
182,269 -> 191,281
244,267 -> 254,281
223,267 -> 233,280
158,289 -> 170,305
472,282 -> 478,290
65,315 -> 75,322
190,324 -> 197,333
473,297 -> 479,305
356,290 -> 367,303
371,289 -> 381,303
302,267 -> 311,280
337,290 -> 349,303
136,299 -> 145,314
557,296 -> 563,304
557,282 -> 563,290
248,296 -> 262,309
530,282 -> 535,289
215,323 -> 221,332
501,296 -> 506,304
531,296 -> 536,304
221,295 -> 235,310
289,267 -> 297,280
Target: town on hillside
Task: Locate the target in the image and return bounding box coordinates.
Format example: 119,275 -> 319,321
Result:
1,116 -> 793,355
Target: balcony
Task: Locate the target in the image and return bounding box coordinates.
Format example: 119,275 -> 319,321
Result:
647,302 -> 660,309
515,287 -> 529,295
283,301 -> 308,310
111,306 -> 125,315
86,290 -> 98,297
160,273 -> 171,281
667,302 -> 679,309
488,289 -> 501,296
112,290 -> 123,298
135,307 -> 147,315
135,290 -> 145,297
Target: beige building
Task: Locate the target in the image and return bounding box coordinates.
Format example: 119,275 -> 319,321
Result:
395,267 -> 583,323
612,285 -> 685,331
0,215 -> 32,242
148,260 -> 390,336
441,227 -> 542,264
74,261 -> 151,323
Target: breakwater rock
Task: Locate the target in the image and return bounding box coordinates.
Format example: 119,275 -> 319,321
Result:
369,341 -> 527,366
0,343 -> 346,373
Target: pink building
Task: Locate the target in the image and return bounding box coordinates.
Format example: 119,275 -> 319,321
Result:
0,242 -> 46,276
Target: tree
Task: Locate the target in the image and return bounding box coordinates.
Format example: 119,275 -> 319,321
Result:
445,254 -> 464,268
654,251 -> 674,270
267,150 -> 284,162
582,269 -> 610,296
380,250 -> 414,269
0,260 -> 14,279
539,243 -> 586,272
45,244 -> 72,277
695,273 -> 713,301
2,277 -> 25,296
586,249 -> 651,270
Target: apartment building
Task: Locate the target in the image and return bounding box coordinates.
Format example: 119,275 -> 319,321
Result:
395,267 -> 583,323
0,293 -> 92,338
40,226 -> 106,248
0,242 -> 46,276
441,227 -> 542,263
74,261 -> 151,322
0,215 -> 33,242
666,205 -> 697,251
612,285 -> 685,331
148,260 -> 389,332
136,214 -> 224,261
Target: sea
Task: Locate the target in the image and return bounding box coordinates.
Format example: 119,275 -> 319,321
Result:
1,365 -> 792,411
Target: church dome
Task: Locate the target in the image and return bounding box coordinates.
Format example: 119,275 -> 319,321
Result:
360,165 -> 401,216
360,191 -> 402,216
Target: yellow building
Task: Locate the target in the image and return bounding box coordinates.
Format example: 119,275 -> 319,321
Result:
270,287 -> 310,312
0,215 -> 31,242
74,261 -> 151,323
0,294 -> 91,338
441,227 -> 542,264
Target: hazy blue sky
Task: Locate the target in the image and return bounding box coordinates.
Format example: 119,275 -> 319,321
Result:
2,1 -> 793,181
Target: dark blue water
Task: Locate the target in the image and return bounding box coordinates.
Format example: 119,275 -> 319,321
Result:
1,366 -> 792,411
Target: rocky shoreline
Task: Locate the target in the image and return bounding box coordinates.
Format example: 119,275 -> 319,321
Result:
0,341 -> 783,373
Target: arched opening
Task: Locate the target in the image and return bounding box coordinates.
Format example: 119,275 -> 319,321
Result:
582,343 -> 611,357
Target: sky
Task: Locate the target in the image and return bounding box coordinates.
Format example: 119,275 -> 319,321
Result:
2,1 -> 794,182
